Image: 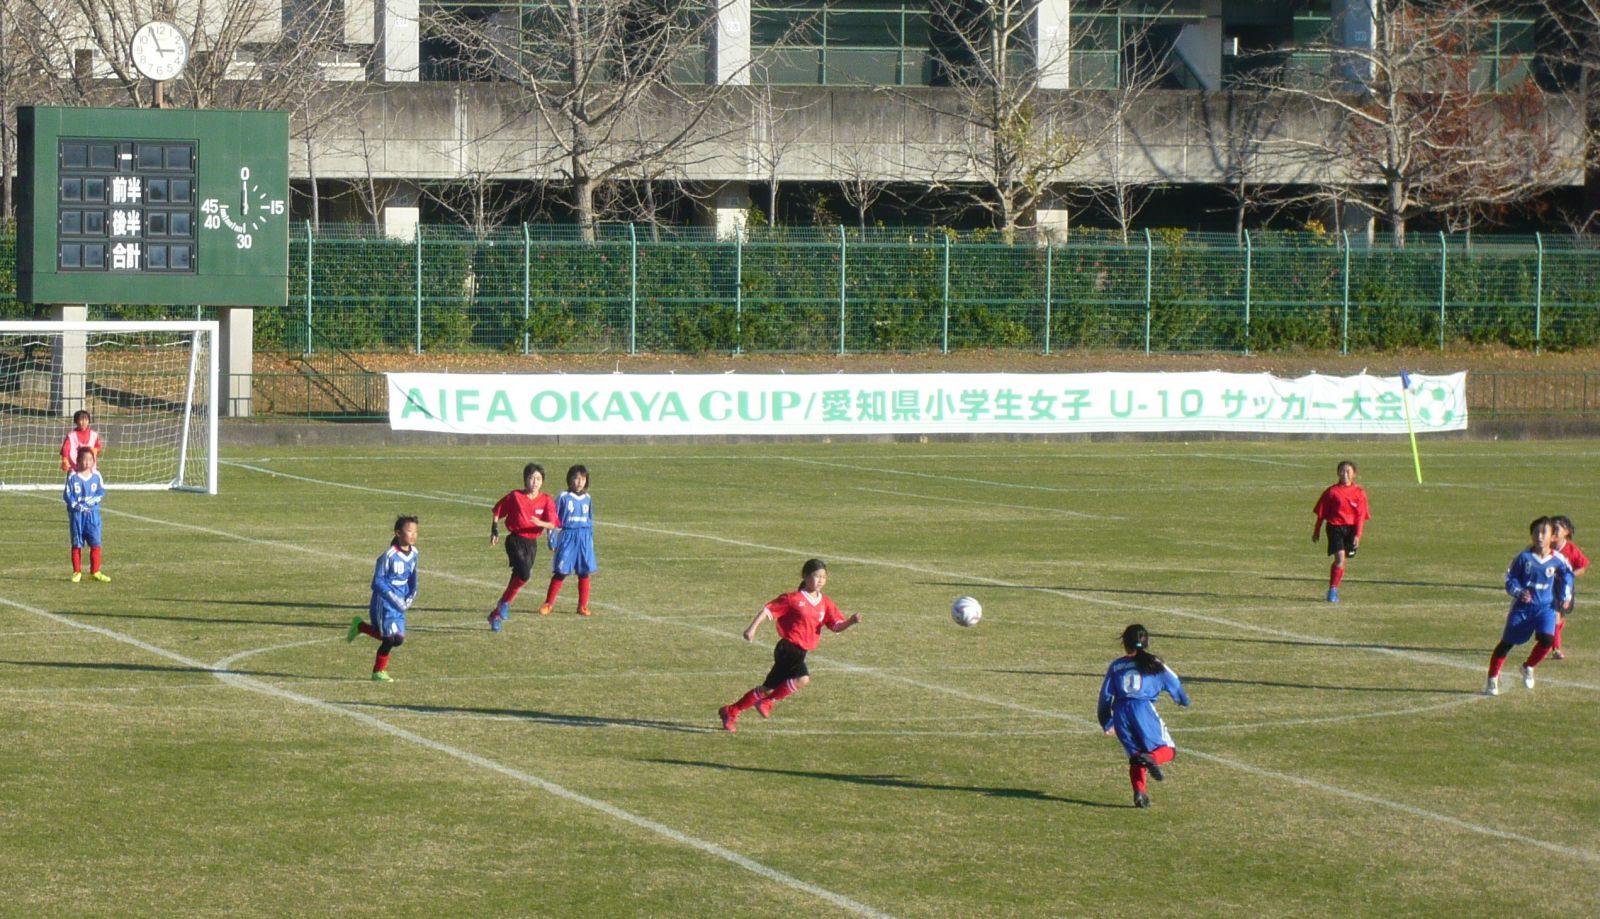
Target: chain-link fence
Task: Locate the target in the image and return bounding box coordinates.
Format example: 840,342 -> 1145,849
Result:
6,222 -> 1600,354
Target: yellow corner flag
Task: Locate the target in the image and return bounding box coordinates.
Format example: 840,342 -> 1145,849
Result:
1399,371 -> 1423,484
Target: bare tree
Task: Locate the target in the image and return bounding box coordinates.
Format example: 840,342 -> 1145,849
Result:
434,0 -> 745,240
922,0 -> 1090,240
1265,0 -> 1574,245
1198,83 -> 1292,241
747,82 -> 817,226
1078,38 -> 1180,243
834,142 -> 892,232
1539,0 -> 1600,230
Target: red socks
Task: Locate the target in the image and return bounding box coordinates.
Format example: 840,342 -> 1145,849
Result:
578,576 -> 591,609
358,622 -> 381,640
1524,644 -> 1553,669
1330,563 -> 1345,588
1488,655 -> 1507,678
544,577 -> 564,606
1149,745 -> 1175,765
373,653 -> 389,673
731,688 -> 763,713
71,547 -> 82,572
500,577 -> 527,605
1554,617 -> 1566,650
769,679 -> 799,703
1129,763 -> 1147,793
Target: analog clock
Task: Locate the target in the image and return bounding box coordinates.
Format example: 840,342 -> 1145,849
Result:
130,21 -> 189,82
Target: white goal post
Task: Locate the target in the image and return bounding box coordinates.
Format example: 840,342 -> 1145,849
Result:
0,320 -> 218,494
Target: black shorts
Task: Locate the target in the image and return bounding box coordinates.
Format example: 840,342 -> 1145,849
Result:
763,639 -> 809,690
1325,525 -> 1359,557
504,533 -> 539,580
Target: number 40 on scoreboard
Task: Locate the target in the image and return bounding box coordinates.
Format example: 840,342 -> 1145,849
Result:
14,106 -> 290,307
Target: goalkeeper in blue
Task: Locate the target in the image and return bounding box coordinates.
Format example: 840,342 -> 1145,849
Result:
63,446 -> 110,583
1484,516 -> 1572,696
1098,624 -> 1190,809
346,516 -> 419,682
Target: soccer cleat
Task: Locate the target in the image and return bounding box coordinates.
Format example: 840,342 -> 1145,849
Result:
1552,649 -> 1566,660
346,616 -> 362,643
1133,791 -> 1151,809
1521,665 -> 1536,690
1484,676 -> 1500,696
495,600 -> 510,622
1134,753 -> 1165,782
578,606 -> 592,617
488,611 -> 503,632
70,571 -> 82,583
91,571 -> 111,583
756,696 -> 774,719
718,705 -> 738,732
538,603 -> 553,616
1327,588 -> 1339,603
371,670 -> 394,683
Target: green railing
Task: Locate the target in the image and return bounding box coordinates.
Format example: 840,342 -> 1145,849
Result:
7,222 -> 1600,355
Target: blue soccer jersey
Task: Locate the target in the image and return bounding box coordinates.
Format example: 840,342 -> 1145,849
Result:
369,544 -> 419,637
1501,549 -> 1572,645
551,491 -> 597,576
63,470 -> 106,548
1098,657 -> 1190,758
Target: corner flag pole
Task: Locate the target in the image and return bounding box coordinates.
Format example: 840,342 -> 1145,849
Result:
1400,371 -> 1423,484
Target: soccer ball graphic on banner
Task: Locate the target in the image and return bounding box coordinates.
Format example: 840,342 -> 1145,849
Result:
1413,383 -> 1457,427
951,596 -> 983,627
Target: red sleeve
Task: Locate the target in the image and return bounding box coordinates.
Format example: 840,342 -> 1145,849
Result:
492,492 -> 513,520
1356,487 -> 1370,535
534,493 -> 558,526
1312,487 -> 1333,520
821,597 -> 846,629
1570,544 -> 1590,574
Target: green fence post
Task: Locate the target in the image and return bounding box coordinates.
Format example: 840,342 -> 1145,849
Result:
838,225 -> 847,355
1043,242 -> 1053,355
415,226 -> 424,354
1243,229 -> 1253,355
1341,231 -> 1351,355
941,233 -> 951,354
629,223 -> 638,355
1437,230 -> 1447,351
522,223 -> 531,356
304,220 -> 314,354
1535,231 -> 1544,354
1142,228 -> 1153,354
734,226 -> 743,355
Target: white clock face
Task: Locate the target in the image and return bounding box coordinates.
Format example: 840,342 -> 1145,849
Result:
131,21 -> 188,82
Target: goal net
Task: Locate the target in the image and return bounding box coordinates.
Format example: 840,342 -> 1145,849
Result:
0,321 -> 218,493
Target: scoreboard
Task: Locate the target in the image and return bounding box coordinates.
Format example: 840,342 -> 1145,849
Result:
15,106 -> 289,306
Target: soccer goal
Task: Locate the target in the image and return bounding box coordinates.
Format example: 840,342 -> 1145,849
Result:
0,320 -> 218,493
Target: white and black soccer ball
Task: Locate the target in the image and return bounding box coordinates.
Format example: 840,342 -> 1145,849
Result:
1414,383 -> 1457,427
951,595 -> 982,627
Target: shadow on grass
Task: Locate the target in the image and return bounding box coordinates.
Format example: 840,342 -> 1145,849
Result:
0,658 -> 301,679
922,580 -> 1222,600
339,700 -> 712,734
1153,629 -> 1482,656
67,609 -> 353,631
987,669 -> 1481,694
1262,575 -> 1501,592
647,758 -> 1124,807
151,598 -> 362,612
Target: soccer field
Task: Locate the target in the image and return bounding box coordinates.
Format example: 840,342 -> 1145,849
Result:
2,438 -> 1597,918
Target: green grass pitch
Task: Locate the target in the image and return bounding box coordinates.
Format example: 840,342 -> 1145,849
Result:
2,439 -> 1597,917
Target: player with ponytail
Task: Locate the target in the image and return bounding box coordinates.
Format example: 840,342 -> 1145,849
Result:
1098,624 -> 1190,808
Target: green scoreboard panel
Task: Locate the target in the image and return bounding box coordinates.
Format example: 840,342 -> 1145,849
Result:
15,106 -> 289,306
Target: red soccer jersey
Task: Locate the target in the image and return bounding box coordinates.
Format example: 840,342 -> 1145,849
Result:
765,589 -> 845,652
61,428 -> 102,470
493,490 -> 558,537
1560,540 -> 1590,575
1314,483 -> 1370,535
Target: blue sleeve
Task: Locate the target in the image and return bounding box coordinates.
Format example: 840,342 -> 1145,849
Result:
372,555 -> 393,605
407,558 -> 419,602
1505,555 -> 1526,598
1096,668 -> 1115,729
1165,671 -> 1191,707
64,478 -> 73,507
1559,559 -> 1574,608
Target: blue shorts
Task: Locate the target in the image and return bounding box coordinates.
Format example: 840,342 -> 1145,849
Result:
68,511 -> 102,548
369,602 -> 406,639
1501,604 -> 1558,646
551,529 -> 597,577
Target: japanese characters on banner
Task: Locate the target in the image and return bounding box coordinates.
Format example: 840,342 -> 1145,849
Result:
386,371 -> 1468,436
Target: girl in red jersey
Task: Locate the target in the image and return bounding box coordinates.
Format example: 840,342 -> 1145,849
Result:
1551,515 -> 1588,660
718,558 -> 862,732
60,410 -> 103,472
1312,460 -> 1370,603
487,462 -> 560,632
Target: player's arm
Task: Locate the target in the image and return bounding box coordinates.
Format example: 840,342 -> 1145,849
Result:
742,606 -> 772,642
826,611 -> 861,633
1165,670 -> 1192,707
1505,561 -> 1532,603
1097,672 -> 1116,732
372,556 -> 405,609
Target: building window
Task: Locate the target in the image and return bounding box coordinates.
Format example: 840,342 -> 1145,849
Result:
753,0 -> 933,86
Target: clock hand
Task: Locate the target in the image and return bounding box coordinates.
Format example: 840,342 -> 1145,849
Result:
241,179 -> 249,216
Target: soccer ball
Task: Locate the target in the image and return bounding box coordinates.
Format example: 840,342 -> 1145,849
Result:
951,596 -> 982,627
1413,383 -> 1456,427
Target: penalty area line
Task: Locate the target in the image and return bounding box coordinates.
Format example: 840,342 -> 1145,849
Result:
0,593 -> 895,919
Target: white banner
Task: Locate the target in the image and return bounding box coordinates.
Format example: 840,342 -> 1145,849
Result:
386,371 -> 1467,437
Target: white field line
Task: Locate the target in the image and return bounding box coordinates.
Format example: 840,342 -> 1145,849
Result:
0,593 -> 894,919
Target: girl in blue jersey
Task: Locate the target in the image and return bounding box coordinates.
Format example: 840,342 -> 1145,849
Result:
63,446 -> 110,583
1484,516 -> 1572,696
1098,624 -> 1190,809
347,516 -> 419,682
540,464 -> 596,616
